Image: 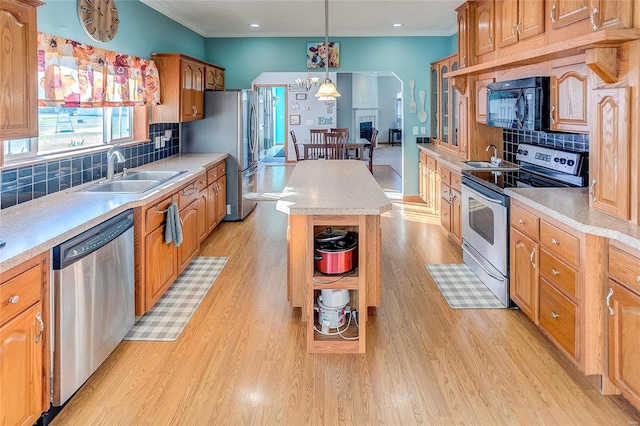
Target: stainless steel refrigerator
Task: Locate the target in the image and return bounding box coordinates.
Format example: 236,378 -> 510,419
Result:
182,89 -> 259,221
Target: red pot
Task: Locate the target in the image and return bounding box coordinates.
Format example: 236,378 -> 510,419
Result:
314,228 -> 358,275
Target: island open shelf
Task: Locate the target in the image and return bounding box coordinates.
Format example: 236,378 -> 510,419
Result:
276,160 -> 392,353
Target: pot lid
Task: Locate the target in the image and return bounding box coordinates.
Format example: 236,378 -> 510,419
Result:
315,227 -> 347,242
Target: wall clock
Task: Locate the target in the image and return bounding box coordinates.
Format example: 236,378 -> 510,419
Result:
77,0 -> 120,43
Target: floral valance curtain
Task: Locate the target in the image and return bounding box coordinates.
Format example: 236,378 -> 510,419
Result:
37,32 -> 160,108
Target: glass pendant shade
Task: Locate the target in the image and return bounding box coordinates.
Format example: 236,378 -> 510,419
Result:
315,78 -> 340,100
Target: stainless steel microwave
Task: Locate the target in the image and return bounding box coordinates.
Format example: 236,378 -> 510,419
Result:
486,77 -> 550,131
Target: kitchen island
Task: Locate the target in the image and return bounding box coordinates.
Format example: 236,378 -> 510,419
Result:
276,160 -> 392,353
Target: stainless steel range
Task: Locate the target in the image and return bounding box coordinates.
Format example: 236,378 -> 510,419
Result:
461,143 -> 587,307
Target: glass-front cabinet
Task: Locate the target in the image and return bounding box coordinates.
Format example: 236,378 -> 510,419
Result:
430,53 -> 459,152
430,67 -> 438,141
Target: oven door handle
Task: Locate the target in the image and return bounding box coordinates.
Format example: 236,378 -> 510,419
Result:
465,185 -> 504,205
461,243 -> 506,282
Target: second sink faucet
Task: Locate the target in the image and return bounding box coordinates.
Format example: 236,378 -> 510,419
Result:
106,145 -> 126,180
486,144 -> 501,165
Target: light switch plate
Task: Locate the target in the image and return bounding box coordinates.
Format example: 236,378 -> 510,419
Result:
412,126 -> 419,135
421,127 -> 426,134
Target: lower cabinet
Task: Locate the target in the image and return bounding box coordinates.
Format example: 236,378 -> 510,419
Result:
0,253 -> 50,426
136,162 -> 227,315
438,164 -> 462,244
509,199 -> 606,376
607,241 -> 640,411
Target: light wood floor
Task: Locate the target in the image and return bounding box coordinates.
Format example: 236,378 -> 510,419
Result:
51,167 -> 640,425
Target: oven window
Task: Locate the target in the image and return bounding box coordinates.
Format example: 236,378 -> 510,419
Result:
468,197 -> 494,244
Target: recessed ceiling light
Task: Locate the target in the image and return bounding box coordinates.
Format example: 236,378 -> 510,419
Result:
249,23 -> 260,28
392,23 -> 403,27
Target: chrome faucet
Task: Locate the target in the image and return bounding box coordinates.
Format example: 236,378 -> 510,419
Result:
106,145 -> 126,180
486,144 -> 501,165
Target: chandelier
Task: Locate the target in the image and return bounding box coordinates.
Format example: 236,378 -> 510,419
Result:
315,0 -> 340,101
296,73 -> 321,91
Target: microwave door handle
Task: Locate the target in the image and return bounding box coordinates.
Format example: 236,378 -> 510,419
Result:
515,91 -> 525,128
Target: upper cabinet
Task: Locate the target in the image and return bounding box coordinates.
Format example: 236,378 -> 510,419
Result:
547,0 -> 634,43
496,0 -> 545,48
475,0 -> 496,60
205,65 -> 225,91
550,61 -> 589,133
456,1 -> 474,68
430,54 -> 459,150
0,0 -> 43,141
151,53 -> 225,124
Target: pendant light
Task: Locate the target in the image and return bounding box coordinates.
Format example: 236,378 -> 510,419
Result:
315,0 -> 340,101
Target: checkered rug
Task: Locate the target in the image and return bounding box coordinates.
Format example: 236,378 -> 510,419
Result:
125,257 -> 229,341
425,264 -> 505,309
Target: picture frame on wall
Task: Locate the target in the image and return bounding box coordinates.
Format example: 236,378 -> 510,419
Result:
306,42 -> 340,69
289,115 -> 301,125
295,93 -> 307,100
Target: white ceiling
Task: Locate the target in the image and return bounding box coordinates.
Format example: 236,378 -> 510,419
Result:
139,0 -> 463,38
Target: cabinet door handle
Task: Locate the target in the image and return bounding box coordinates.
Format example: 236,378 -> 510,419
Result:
550,3 -> 557,23
637,276 -> 640,283
511,23 -> 517,38
551,269 -> 559,276
518,219 -> 525,225
516,21 -> 522,36
551,238 -> 559,245
606,287 -> 614,315
550,105 -> 556,124
551,311 -> 559,319
8,295 -> 19,304
590,7 -> 599,32
35,312 -> 44,343
529,248 -> 536,269
488,33 -> 493,47
589,179 -> 597,201
461,55 -> 466,68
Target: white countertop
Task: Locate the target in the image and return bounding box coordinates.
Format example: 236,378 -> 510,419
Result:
506,187 -> 640,250
0,154 -> 227,273
275,160 -> 392,216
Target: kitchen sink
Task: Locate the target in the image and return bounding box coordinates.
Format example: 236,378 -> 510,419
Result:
121,170 -> 185,181
79,170 -> 187,193
464,160 -> 519,170
81,180 -> 162,193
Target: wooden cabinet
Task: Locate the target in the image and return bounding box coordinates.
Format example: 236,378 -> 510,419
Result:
430,54 -> 460,153
205,65 -> 225,91
0,0 -> 43,140
439,165 -> 462,244
151,54 -> 225,124
607,241 -> 640,411
180,59 -> 205,122
548,0 -> 633,43
475,76 -> 494,124
550,62 -> 589,133
548,0 -> 590,30
456,1 -> 474,69
205,161 -> 227,234
509,200 -> 607,375
137,173 -> 210,314
475,0 -> 495,59
496,0 -> 544,49
0,253 -> 50,426
589,86 -> 630,221
420,153 -> 440,215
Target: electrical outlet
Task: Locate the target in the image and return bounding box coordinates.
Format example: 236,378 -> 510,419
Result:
226,204 -> 231,215
420,127 -> 426,134
154,136 -> 162,149
413,126 -> 419,135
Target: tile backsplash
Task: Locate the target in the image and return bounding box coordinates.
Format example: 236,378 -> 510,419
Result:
502,129 -> 589,164
0,123 -> 179,209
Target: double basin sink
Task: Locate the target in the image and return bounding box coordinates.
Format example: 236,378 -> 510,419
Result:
464,160 -> 519,170
80,170 -> 187,193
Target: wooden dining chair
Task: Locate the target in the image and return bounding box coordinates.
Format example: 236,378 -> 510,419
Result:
330,128 -> 349,139
368,128 -> 379,173
324,132 -> 348,160
290,130 -> 303,161
309,129 -> 327,144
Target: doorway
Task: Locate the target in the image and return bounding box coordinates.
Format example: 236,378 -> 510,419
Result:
255,84 -> 287,163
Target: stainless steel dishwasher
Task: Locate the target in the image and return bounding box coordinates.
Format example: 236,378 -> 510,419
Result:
52,209 -> 135,406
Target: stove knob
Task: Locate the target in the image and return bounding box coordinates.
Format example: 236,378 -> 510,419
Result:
559,158 -> 567,165
567,159 -> 575,167
522,150 -> 528,156
554,157 -> 560,162
517,149 -> 523,154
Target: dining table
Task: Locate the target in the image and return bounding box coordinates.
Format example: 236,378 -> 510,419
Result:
300,140 -> 370,160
